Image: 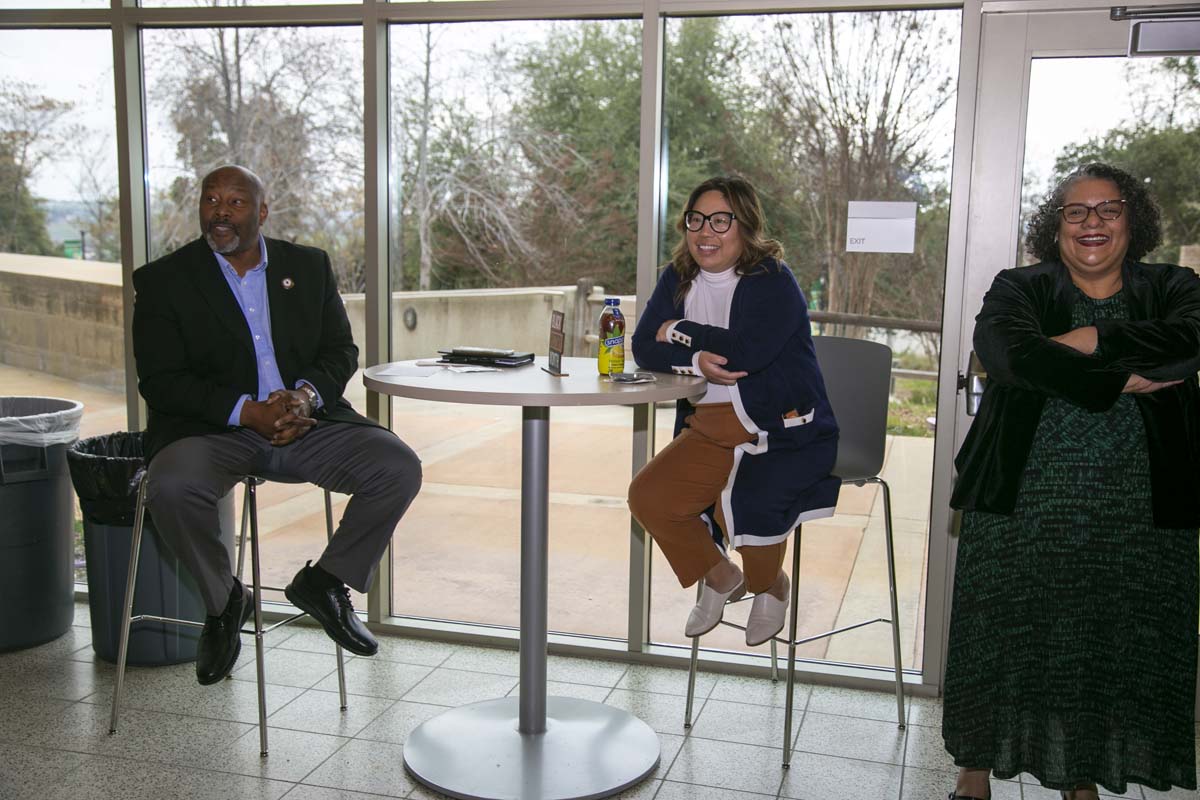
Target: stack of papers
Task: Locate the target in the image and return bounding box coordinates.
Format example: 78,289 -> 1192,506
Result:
437,347 -> 535,368
375,364 -> 440,378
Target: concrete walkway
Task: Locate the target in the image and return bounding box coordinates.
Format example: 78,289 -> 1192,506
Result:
3,363 -> 933,670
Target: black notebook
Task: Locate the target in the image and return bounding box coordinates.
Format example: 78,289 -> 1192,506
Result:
438,347 -> 535,368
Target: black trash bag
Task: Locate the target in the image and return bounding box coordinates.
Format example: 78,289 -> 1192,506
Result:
67,432 -> 147,526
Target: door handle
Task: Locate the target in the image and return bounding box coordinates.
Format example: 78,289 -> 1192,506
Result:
955,351 -> 987,416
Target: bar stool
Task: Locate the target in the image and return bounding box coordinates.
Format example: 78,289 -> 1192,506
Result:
682,335 -> 906,767
108,472 -> 349,757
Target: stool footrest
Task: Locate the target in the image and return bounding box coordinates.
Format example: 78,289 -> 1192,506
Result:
112,475 -> 348,758
245,612 -> 309,636
717,615 -> 893,647
128,614 -> 206,629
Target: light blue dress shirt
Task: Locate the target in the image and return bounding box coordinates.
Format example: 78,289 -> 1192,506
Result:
216,235 -> 321,426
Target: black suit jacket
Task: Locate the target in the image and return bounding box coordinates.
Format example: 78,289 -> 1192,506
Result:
132,236 -> 373,462
950,259 -> 1200,527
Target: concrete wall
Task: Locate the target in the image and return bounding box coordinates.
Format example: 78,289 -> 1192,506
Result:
342,284 -> 637,364
0,256 -> 125,392
346,288 -> 572,363
0,254 -> 640,389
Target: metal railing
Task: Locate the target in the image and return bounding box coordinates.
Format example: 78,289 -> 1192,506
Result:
810,309 -> 941,334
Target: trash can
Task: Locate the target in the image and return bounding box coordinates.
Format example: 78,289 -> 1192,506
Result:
68,432 -> 235,665
0,397 -> 83,652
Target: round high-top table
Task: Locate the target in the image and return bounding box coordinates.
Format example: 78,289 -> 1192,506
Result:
364,357 -> 704,800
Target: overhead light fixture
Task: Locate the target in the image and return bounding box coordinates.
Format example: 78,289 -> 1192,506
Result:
1112,4 -> 1200,56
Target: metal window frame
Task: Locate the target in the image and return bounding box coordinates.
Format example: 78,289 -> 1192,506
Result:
363,0 -> 393,621
0,0 -> 986,693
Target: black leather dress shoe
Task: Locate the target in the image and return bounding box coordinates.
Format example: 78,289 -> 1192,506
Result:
196,578 -> 252,686
948,793 -> 989,800
285,562 -> 378,656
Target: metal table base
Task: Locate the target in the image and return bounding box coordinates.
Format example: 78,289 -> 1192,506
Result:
403,407 -> 661,799
403,696 -> 660,800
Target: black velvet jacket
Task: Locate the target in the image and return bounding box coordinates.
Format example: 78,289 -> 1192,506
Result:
950,259 -> 1200,528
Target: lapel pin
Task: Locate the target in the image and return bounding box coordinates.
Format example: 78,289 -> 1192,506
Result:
281,277 -> 295,290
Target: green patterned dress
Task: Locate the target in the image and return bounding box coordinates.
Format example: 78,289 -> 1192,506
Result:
943,290 -> 1198,794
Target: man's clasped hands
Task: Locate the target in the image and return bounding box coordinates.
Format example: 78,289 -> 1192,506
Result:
239,389 -> 318,446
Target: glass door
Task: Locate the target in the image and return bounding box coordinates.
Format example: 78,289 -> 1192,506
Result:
950,5 -> 1198,684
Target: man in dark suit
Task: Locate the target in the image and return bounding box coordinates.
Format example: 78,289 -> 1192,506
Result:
132,165 -> 422,685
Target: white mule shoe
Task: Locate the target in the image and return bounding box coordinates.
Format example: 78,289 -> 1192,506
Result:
745,575 -> 789,646
684,577 -> 746,638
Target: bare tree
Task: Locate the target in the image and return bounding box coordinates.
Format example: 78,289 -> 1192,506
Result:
71,133 -> 121,262
429,115 -> 580,287
1126,56 -> 1199,129
763,12 -> 957,330
390,25 -> 581,290
145,24 -> 364,285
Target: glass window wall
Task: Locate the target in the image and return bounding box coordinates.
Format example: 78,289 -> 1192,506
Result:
0,29 -> 121,585
142,24 -> 365,603
0,1 -> 977,687
386,19 -> 642,637
653,9 -> 961,670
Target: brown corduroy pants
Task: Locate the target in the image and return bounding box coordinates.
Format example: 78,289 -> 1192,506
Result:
627,403 -> 786,593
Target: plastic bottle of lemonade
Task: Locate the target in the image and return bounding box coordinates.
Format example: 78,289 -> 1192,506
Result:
597,298 -> 625,375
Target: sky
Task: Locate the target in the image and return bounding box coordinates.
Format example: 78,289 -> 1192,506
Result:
0,23 -> 1175,205
0,29 -> 116,200
0,22 -> 542,202
1024,56 -> 1158,196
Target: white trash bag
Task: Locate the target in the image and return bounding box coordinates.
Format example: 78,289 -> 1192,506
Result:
0,397 -> 84,448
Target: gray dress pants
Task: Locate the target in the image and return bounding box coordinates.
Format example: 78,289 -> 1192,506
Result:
145,422 -> 422,614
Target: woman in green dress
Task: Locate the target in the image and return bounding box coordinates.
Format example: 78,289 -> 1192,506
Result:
944,163 -> 1200,800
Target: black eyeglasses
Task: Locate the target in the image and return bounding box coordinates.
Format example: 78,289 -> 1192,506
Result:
1056,199 -> 1126,224
684,210 -> 736,234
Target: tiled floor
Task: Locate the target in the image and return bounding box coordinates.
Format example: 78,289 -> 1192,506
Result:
0,604 -> 1188,800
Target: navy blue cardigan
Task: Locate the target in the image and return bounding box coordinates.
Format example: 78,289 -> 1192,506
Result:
632,258 -> 841,546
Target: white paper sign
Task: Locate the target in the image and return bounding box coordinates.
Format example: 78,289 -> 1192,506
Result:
845,201 -> 917,254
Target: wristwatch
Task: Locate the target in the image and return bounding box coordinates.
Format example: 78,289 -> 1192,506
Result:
298,383 -> 318,411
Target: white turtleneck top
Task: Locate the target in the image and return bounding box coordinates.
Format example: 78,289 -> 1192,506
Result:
682,265 -> 740,404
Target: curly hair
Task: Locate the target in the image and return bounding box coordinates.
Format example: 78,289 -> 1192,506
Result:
1024,162 -> 1163,263
670,176 -> 784,305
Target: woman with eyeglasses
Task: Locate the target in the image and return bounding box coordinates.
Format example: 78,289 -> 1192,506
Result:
944,162 -> 1200,800
627,176 -> 840,647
